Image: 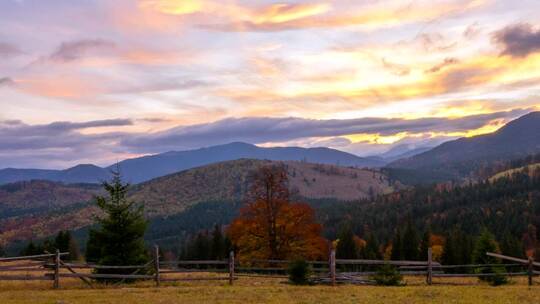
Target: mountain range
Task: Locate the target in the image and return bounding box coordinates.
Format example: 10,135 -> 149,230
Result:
388,111 -> 540,181
0,142 -> 385,185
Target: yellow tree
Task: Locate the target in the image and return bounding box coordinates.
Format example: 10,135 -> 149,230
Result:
228,165 -> 327,261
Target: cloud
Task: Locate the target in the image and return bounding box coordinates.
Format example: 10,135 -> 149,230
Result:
0,77 -> 15,87
169,0 -> 488,32
0,109 -> 533,168
0,42 -> 22,57
121,109 -> 531,153
493,23 -> 540,57
48,39 -> 116,62
425,57 -> 459,73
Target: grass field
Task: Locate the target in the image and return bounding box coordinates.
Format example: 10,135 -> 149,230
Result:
1,276 -> 540,304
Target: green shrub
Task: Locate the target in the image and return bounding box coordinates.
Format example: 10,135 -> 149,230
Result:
288,259 -> 312,285
370,263 -> 404,286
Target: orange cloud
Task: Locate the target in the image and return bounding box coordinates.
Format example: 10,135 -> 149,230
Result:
193,0 -> 488,32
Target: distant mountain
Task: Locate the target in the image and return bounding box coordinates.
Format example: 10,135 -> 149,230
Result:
388,111 -> 540,182
0,164 -> 109,185
0,159 -> 397,246
0,142 -> 384,185
378,144 -> 434,162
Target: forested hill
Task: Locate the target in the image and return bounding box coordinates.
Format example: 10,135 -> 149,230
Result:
319,162 -> 540,253
0,159 -> 397,249
387,111 -> 540,183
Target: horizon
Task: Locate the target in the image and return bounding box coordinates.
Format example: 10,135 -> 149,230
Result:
1,0 -> 540,169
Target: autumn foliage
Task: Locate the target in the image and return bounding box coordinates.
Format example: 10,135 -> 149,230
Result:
228,165 -> 327,261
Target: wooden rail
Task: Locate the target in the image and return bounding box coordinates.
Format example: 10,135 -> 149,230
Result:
0,248 -> 537,288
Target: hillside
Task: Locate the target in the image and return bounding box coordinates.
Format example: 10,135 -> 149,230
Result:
131,159 -> 396,216
0,142 -> 384,185
0,159 -> 396,247
0,181 -> 101,217
388,111 -> 540,182
489,163 -> 540,182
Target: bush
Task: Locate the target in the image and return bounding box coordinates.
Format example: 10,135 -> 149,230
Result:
288,259 -> 312,285
370,263 -> 404,286
479,266 -> 508,286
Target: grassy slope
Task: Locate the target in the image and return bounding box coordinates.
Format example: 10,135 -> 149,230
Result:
1,277 -> 540,304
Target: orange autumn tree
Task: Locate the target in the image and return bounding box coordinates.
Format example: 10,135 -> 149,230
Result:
228,165 -> 327,261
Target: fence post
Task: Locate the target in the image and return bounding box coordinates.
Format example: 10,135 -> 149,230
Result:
330,249 -> 336,286
427,247 -> 433,285
229,251 -> 235,285
528,256 -> 534,286
154,245 -> 160,287
53,249 -> 60,289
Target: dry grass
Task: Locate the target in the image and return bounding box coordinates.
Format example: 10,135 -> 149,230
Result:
1,274 -> 540,304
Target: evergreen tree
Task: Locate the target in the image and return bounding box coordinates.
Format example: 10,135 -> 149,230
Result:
85,170 -> 149,278
390,228 -> 403,260
500,231 -> 524,258
402,219 -> 419,260
473,229 -> 508,285
85,229 -> 102,263
336,224 -> 358,259
210,225 -> 225,260
441,233 -> 456,266
362,233 -> 381,259
67,233 -> 81,261
419,228 -> 431,259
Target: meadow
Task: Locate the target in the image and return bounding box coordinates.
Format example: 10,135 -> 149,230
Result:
1,276 -> 539,304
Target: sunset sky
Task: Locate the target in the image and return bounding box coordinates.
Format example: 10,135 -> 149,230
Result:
1,0 -> 540,168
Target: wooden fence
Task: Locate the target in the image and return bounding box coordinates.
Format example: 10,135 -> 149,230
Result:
0,247 -> 538,288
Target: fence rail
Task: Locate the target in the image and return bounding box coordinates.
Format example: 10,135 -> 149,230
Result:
0,248 -> 538,288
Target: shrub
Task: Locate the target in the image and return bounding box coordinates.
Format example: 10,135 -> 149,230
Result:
370,263 -> 404,286
288,259 -> 312,285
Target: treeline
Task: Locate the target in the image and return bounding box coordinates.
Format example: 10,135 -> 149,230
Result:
20,230 -> 81,261
318,165 -> 540,261
476,152 -> 540,179
179,225 -> 232,260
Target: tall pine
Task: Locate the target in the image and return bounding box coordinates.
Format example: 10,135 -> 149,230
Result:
402,219 -> 419,260
336,224 -> 358,259
85,170 -> 148,277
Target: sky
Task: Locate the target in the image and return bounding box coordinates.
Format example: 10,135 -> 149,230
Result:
1,0 -> 540,169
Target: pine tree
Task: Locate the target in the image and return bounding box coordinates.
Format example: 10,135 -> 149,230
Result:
419,228 -> 431,259
336,224 -> 358,259
500,231 -> 524,258
362,233 -> 381,259
473,229 -> 507,285
402,219 -> 419,260
390,228 -> 403,260
85,170 -> 149,279
50,230 -> 81,261
441,233 -> 456,266
210,225 -> 225,260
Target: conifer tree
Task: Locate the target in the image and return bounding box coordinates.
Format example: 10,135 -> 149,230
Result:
419,228 -> 431,259
390,228 -> 403,260
473,229 -> 507,285
85,170 -> 148,277
336,224 -> 358,259
500,231 -> 524,258
210,225 -> 225,260
402,219 -> 419,260
362,233 -> 381,259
